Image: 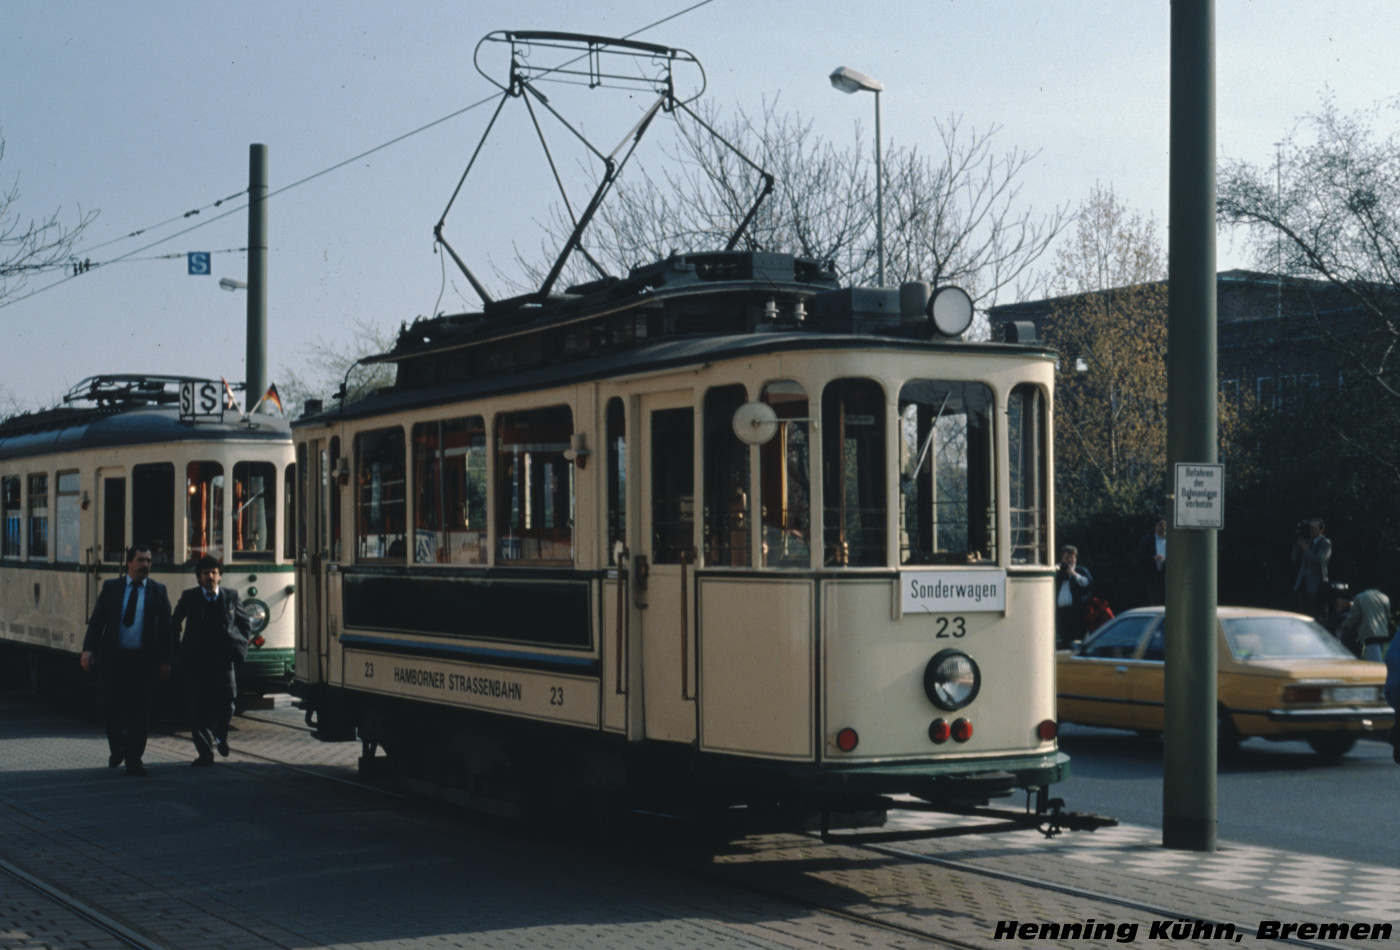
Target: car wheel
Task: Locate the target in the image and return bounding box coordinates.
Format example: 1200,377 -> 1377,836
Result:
1306,735 -> 1356,759
1216,708 -> 1240,757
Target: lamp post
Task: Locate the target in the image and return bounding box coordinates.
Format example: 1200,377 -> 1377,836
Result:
830,65 -> 884,286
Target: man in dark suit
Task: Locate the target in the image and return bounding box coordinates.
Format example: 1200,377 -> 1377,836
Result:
80,545 -> 173,777
171,555 -> 250,766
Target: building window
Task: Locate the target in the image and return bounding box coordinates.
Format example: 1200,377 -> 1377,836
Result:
898,380 -> 996,565
232,461 -> 276,561
412,416 -> 488,564
496,406 -> 573,564
356,427 -> 407,561
26,474 -> 48,560
822,378 -> 887,567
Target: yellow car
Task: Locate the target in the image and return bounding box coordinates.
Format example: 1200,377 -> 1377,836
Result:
1057,606 -> 1393,757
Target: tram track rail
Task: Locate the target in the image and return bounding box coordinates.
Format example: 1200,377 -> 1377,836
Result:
0,856 -> 167,950
196,707 -> 1372,950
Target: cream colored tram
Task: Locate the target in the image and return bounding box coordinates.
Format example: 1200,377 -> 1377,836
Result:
293,252 -> 1072,831
0,376 -> 296,697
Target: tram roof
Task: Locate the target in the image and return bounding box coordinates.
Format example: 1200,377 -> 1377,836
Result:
0,405 -> 291,464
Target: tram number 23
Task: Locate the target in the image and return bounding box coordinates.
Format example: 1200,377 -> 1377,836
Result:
934,616 -> 967,638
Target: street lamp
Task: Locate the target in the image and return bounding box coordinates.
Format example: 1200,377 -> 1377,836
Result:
830,65 -> 884,286
218,277 -> 247,291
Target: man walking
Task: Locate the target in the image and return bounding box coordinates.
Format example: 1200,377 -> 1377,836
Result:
80,545 -> 173,777
171,556 -> 250,766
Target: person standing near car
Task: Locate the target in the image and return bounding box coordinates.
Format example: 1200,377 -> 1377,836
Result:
1292,518 -> 1331,620
1136,515 -> 1167,606
1055,545 -> 1093,648
80,545 -> 174,777
1336,587 -> 1391,662
171,555 -> 250,766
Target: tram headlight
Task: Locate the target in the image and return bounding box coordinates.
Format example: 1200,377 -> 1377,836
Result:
923,649 -> 981,711
243,598 -> 270,643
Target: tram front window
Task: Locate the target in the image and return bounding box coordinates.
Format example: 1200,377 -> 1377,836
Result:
761,380 -> 810,568
184,461 -> 221,563
131,463 -> 175,565
355,428 -> 407,561
413,416 -> 487,564
898,381 -> 995,565
704,385 -> 750,567
1,476 -> 19,558
822,378 -> 886,567
1008,384 -> 1049,565
232,461 -> 276,561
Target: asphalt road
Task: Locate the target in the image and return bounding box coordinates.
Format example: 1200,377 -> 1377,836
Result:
1056,723 -> 1399,867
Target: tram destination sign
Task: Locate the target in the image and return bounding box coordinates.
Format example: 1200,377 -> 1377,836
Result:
901,570 -> 1007,614
1174,462 -> 1224,530
179,380 -> 224,422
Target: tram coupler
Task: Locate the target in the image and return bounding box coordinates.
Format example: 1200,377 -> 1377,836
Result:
817,795 -> 1116,845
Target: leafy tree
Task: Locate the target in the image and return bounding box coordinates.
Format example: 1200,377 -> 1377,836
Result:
1043,185 -> 1168,529
511,101 -> 1069,312
0,133 -> 97,304
277,318 -> 397,419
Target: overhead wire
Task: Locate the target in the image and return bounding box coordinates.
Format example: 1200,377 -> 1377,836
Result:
0,0 -> 718,313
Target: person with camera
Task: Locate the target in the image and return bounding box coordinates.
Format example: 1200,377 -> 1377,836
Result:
1291,518 -> 1331,621
1055,545 -> 1094,649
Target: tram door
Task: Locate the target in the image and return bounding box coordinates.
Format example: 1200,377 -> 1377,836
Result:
296,441 -> 324,685
639,395 -> 697,744
93,469 -> 126,613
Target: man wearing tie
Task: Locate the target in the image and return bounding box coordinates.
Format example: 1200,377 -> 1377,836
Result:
171,555 -> 250,766
81,545 -> 174,777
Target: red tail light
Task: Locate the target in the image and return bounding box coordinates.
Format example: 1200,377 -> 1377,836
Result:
835,727 -> 859,752
1037,719 -> 1058,740
951,718 -> 973,742
928,719 -> 951,743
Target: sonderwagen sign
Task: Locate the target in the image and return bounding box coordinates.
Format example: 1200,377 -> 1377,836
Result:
901,570 -> 1007,614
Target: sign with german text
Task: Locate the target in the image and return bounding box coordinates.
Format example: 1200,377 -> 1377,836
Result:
901,570 -> 1007,614
1174,462 -> 1224,529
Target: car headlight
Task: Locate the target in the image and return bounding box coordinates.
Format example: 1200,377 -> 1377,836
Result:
243,598 -> 270,637
923,649 -> 981,710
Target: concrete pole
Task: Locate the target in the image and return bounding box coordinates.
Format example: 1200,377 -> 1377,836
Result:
246,144 -> 268,409
1162,0 -> 1218,852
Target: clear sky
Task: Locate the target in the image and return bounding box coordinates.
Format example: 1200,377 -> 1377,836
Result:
2,1 -> 1396,410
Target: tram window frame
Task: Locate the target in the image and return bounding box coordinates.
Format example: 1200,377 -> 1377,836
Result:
821,378 -> 887,567
134,463 -> 176,566
412,416 -> 488,565
495,406 -> 574,565
26,473 -> 49,560
760,380 -> 811,569
703,385 -> 751,568
355,427 -> 408,562
55,471 -> 81,564
284,462 -> 297,562
231,461 -> 277,562
1008,384 -> 1049,566
897,380 -> 996,566
184,461 -> 223,564
606,398 -> 626,566
1,475 -> 20,558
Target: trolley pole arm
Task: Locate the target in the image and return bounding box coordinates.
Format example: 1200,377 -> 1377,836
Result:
672,98 -> 775,251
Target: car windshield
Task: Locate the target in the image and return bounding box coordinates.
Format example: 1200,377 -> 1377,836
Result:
1222,616 -> 1355,660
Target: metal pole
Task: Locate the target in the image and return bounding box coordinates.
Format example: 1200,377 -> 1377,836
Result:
246,143 -> 268,408
874,89 -> 884,287
1163,0 -> 1218,852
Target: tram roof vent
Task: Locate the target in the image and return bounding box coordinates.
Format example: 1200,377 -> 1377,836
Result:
810,287 -> 902,333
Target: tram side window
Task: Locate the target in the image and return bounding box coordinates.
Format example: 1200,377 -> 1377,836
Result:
822,379 -> 886,567
184,462 -> 221,563
1,476 -> 19,558
496,407 -> 573,564
413,416 -> 488,564
295,444 -> 307,559
898,381 -> 995,565
102,478 -> 125,563
606,398 -> 626,566
283,462 -> 296,561
703,385 -> 750,567
55,471 -> 80,563
133,463 -> 174,565
356,427 -> 407,561
26,474 -> 49,560
232,462 -> 276,561
760,381 -> 811,568
329,437 -> 342,560
1008,384 -> 1049,565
